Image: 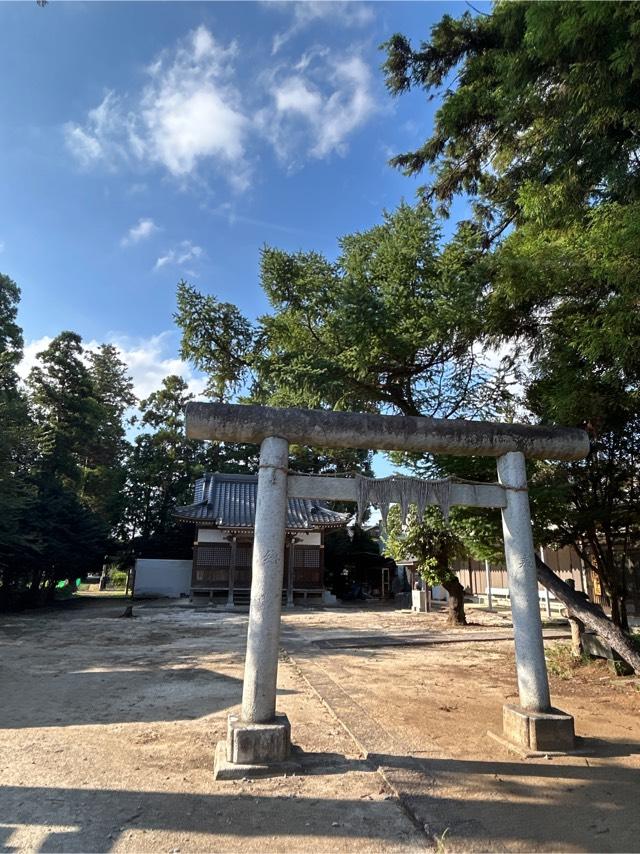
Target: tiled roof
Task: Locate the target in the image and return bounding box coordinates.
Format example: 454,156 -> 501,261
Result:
174,472 -> 347,531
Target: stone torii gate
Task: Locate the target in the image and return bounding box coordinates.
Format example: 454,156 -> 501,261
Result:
185,403 -> 589,778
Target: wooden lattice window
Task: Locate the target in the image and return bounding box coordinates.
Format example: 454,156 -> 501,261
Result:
196,544 -> 231,568
236,545 -> 253,566
293,546 -> 323,589
294,547 -> 320,568
234,544 -> 253,588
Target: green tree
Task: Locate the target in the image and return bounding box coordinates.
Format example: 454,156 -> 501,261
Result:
176,207 -> 505,413
28,332 -> 102,487
254,205 -> 499,418
0,274 -> 23,391
324,523 -> 384,598
19,333 -> 108,602
386,505 -> 470,625
175,284 -> 254,402
24,480 -> 106,603
177,205 -> 500,419
384,450 -> 509,625
85,344 -> 136,531
382,1 -> 640,628
121,374 -> 274,559
123,375 -> 201,556
0,275 -> 39,607
175,204 -> 509,622
382,2 -> 640,239
490,207 -> 640,628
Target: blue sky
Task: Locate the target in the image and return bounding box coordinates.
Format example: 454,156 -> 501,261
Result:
1,0 -> 480,406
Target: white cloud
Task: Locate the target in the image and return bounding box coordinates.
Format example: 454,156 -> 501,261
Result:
126,182 -> 148,196
18,331 -> 207,403
107,331 -> 207,401
64,91 -> 135,170
192,25 -> 215,61
273,77 -> 322,118
154,239 -> 204,272
64,125 -> 104,167
121,217 -> 159,246
65,26 -> 250,189
294,45 -> 330,73
259,51 -> 376,164
141,28 -> 248,183
266,1 -> 374,54
65,24 -> 378,184
17,335 -> 54,381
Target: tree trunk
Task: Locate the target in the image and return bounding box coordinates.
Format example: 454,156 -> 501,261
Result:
44,577 -> 56,602
26,568 -> 43,607
442,576 -> 467,626
536,555 -> 640,674
610,591 -> 630,633
567,615 -> 583,657
587,538 -> 629,631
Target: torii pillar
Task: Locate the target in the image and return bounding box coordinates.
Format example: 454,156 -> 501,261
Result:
186,403 -> 589,776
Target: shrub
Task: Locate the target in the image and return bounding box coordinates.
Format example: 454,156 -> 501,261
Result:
109,570 -> 128,589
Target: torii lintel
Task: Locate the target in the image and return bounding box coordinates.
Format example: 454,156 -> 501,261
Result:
185,402 -> 589,461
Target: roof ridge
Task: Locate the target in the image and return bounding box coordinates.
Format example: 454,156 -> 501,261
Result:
206,471 -> 258,482
176,472 -> 347,530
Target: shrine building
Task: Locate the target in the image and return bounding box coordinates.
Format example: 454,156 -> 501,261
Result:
174,472 -> 347,606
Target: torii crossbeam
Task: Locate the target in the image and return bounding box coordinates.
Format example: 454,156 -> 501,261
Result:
185,402 -> 589,777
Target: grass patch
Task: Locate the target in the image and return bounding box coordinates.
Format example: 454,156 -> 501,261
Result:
434,828 -> 450,853
545,642 -> 590,679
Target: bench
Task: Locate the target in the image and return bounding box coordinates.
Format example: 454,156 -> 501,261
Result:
482,587 -> 557,600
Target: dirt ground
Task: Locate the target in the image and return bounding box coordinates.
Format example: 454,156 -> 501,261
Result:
1,598 -> 639,853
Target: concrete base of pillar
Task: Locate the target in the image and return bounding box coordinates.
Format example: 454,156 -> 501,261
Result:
213,713 -> 294,780
213,740 -> 301,781
489,704 -> 575,755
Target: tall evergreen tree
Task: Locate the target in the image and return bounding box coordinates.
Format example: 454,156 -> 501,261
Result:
85,344 -> 136,531
0,275 -> 38,606
122,375 -> 203,558
28,332 -> 101,487
24,333 -> 106,601
382,2 -> 640,238
381,1 -> 640,627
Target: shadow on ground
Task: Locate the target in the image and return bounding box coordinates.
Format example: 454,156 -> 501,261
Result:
0,667 -> 247,729
367,742 -> 640,851
3,739 -> 640,853
0,782 -> 405,853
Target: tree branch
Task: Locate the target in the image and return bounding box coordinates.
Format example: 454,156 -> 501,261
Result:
535,554 -> 640,673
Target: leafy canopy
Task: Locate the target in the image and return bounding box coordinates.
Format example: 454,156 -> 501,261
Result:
383,2 -> 640,236
383,1 -> 640,627
177,203 -> 505,422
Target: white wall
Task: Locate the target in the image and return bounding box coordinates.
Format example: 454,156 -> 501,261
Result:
197,528 -> 322,545
431,584 -> 449,601
197,529 -> 228,543
134,559 -> 192,598
295,532 -> 321,545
